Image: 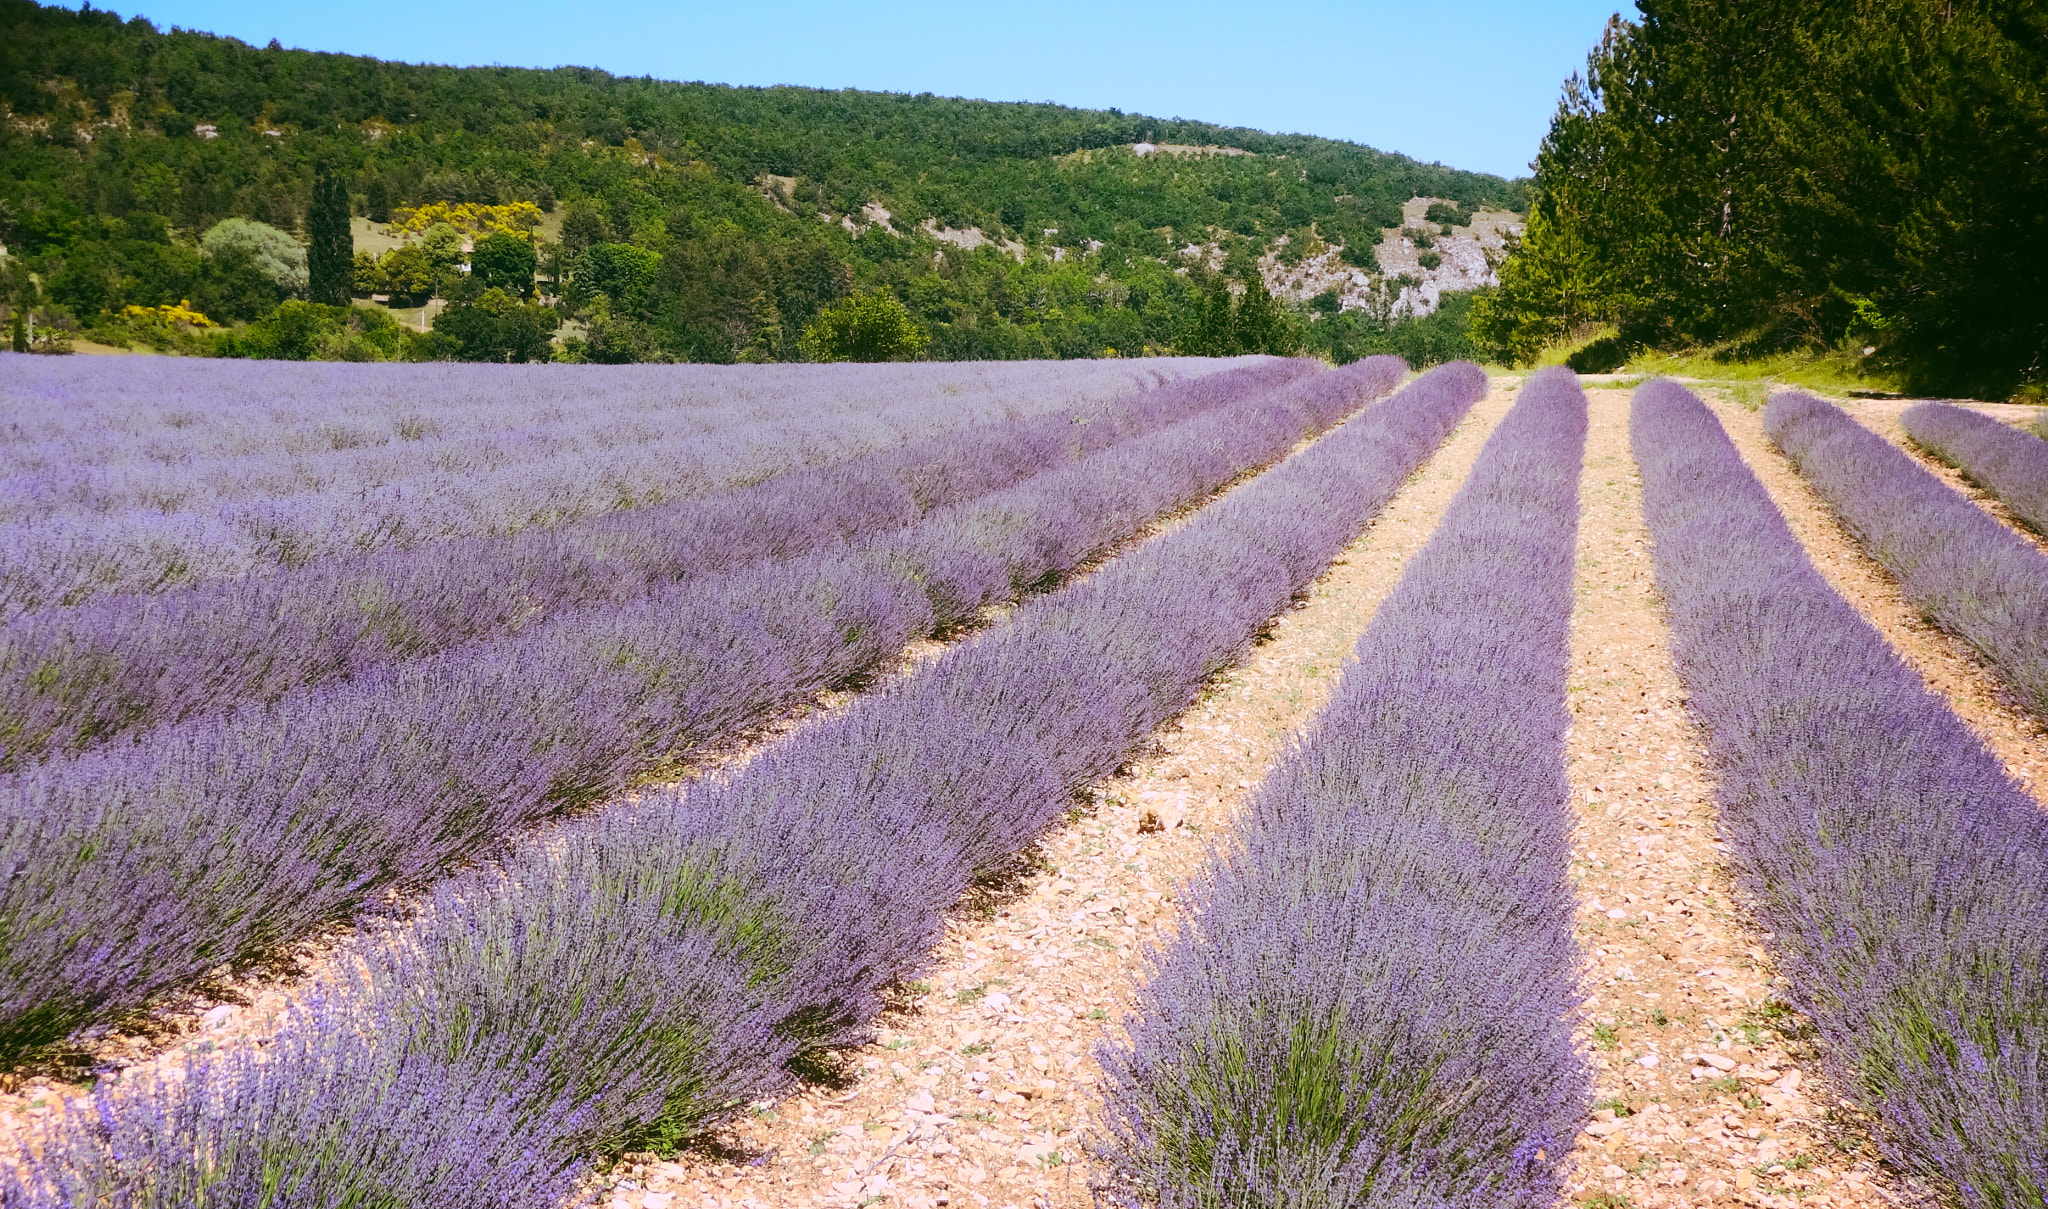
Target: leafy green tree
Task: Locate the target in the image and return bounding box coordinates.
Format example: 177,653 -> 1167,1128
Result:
221,300 -> 334,360
1183,278 -> 1241,356
375,244 -> 436,302
415,223 -> 465,275
200,219 -> 307,294
575,242 -> 662,308
470,230 -> 537,298
558,201 -> 611,257
798,289 -> 928,362
306,169 -> 352,306
363,177 -> 392,224
432,287 -> 558,361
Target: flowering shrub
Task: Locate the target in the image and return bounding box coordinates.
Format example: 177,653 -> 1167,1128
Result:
7,361 -> 1485,1201
1766,391 -> 2048,716
118,300 -> 214,327
386,200 -> 544,237
0,357 -> 1218,614
0,359 -> 1398,1059
1900,401 -> 2048,536
1096,366 -> 1589,1209
1636,380 -> 2047,1208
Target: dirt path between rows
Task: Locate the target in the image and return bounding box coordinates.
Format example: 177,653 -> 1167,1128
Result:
607,379 -> 1525,1209
1559,388 -> 1892,1209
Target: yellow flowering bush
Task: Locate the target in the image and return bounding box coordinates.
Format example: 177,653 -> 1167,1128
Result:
121,300 -> 216,327
386,201 -> 544,238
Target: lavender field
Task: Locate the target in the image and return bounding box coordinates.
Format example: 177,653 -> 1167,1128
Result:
1,354 -> 2041,1209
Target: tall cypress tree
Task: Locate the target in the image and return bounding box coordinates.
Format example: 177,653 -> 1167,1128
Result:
307,170 -> 353,306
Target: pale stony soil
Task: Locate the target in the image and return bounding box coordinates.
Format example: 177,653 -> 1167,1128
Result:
601,378 -> 1526,1209
1559,389 -> 1893,1209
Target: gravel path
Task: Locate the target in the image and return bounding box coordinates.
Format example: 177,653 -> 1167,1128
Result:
605,379 -> 1525,1209
1559,387 -> 1890,1209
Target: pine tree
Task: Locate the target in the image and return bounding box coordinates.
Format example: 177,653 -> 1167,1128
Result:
364,177 -> 391,224
307,170 -> 353,306
1233,275 -> 1298,355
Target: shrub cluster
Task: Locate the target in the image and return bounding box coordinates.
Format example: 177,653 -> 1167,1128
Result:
1900,401 -> 2048,536
0,357 -> 1204,614
1636,380 -> 2047,1207
0,359 -> 1400,1060
0,361 -> 1315,766
1765,391 -> 2048,717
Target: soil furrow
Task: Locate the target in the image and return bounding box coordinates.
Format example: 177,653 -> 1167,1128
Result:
618,378 -> 1522,1209
1560,387 -> 1895,1209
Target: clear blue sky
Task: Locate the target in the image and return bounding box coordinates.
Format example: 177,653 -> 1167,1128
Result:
94,0 -> 1627,179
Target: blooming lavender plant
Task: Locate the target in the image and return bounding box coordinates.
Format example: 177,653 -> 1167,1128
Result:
1095,366 -> 1590,1209
0,359 -> 1402,1062
0,357 -> 1228,616
0,360 -> 1314,766
1900,401 -> 2048,536
1765,391 -> 2048,717
8,363 -> 1487,1204
1637,380 -> 2047,1209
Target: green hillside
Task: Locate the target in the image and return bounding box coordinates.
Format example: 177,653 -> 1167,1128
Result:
0,0 -> 1523,362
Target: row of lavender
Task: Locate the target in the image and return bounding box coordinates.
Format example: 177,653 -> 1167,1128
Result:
1763,392 -> 2048,717
1,358 -> 1218,615
0,358 -> 1401,1063
0,360 -> 1315,766
1097,367 -> 1589,1208
8,364 -> 1491,1207
1637,382 -> 2046,1208
1900,401 -> 2048,536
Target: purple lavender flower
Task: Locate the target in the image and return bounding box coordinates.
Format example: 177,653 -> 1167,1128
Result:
1900,401 -> 2048,536
1637,380 -> 2047,1209
10,361 -> 1486,1201
1095,365 -> 1590,1209
1765,391 -> 2048,716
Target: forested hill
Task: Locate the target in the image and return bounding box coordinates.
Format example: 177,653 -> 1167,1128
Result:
0,0 -> 1523,363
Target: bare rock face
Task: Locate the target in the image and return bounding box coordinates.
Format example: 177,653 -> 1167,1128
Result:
1259,196 -> 1524,322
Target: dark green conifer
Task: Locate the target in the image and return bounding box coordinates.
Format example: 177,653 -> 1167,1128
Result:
307,170 -> 353,306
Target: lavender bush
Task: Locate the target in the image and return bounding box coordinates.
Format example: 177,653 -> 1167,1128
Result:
0,360 -> 1313,766
7,364 -> 1488,1205
0,357 -> 1227,616
1637,380 -> 2047,1209
0,359 -> 1402,1061
1900,401 -> 2048,535
1094,366 -> 1589,1209
1766,391 -> 2048,716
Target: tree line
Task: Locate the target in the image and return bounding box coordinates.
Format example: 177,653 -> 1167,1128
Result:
1475,0 -> 2046,399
